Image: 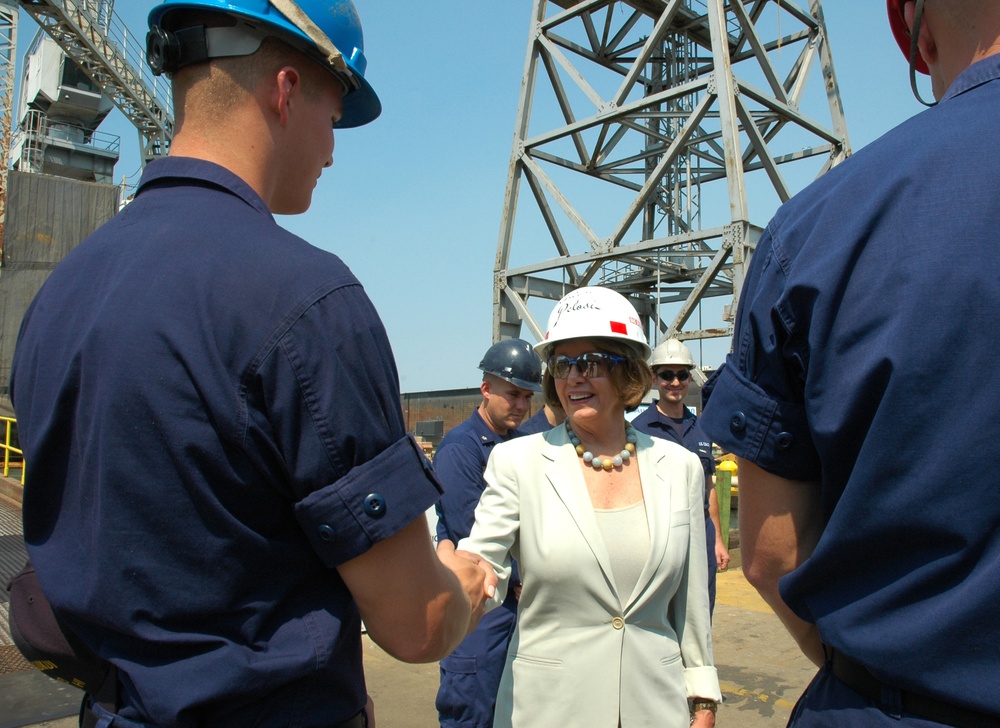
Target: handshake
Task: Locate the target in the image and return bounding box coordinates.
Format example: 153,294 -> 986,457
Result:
436,539 -> 498,632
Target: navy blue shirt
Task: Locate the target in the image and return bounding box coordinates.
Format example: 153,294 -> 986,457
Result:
435,409 -> 514,545
701,56 -> 1000,717
10,157 -> 442,727
631,403 -> 714,509
515,408 -> 555,435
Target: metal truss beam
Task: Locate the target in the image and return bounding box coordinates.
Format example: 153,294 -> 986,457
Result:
0,1 -> 15,259
494,0 -> 850,362
19,0 -> 173,164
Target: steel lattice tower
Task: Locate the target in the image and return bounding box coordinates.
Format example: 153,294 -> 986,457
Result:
493,0 -> 850,363
0,0 -> 16,256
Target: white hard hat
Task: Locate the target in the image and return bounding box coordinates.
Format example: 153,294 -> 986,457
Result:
649,338 -> 695,368
534,287 -> 651,360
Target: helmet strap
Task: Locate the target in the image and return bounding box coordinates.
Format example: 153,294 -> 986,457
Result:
908,0 -> 937,107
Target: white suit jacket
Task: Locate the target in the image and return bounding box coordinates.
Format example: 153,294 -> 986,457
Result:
460,424 -> 721,728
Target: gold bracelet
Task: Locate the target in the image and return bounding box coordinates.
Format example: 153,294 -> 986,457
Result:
691,700 -> 718,713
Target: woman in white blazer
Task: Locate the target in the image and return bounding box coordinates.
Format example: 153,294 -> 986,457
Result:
458,287 -> 721,728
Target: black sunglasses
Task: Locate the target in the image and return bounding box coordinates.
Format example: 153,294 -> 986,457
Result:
656,368 -> 691,383
547,352 -> 624,380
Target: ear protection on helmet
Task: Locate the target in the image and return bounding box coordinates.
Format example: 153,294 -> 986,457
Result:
147,20 -> 270,76
147,26 -> 202,75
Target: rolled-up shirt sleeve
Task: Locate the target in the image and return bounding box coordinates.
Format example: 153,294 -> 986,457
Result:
295,434 -> 442,566
701,225 -> 821,482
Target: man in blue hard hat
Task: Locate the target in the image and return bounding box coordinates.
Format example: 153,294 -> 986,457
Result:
434,339 -> 542,728
701,1 -> 1000,726
10,2 -> 494,726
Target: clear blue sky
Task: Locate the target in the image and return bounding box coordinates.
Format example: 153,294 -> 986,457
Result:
15,1 -> 926,393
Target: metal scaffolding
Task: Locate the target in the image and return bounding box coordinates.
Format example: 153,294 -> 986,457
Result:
493,0 -> 851,359
0,1 -> 16,259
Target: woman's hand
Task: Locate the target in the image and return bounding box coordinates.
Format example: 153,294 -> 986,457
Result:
436,539 -> 498,631
691,708 -> 716,727
690,699 -> 718,727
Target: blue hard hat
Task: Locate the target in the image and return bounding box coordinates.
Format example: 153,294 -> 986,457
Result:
479,339 -> 543,392
148,0 -> 381,128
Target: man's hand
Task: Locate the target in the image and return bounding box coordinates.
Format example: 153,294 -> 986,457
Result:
338,517 -> 492,663
437,539 -> 497,631
708,486 -> 730,571
715,540 -> 731,571
364,695 -> 375,728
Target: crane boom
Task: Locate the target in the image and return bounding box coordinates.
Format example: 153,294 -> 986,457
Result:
18,0 -> 173,165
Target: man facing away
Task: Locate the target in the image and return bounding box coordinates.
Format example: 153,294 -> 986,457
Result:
630,338 -> 730,615
10,2 -> 492,726
434,339 -> 542,728
701,1 -> 1000,725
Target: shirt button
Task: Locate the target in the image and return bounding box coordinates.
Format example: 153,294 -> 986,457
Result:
730,411 -> 747,432
364,493 -> 387,519
611,617 -> 624,630
776,432 -> 794,450
317,524 -> 335,542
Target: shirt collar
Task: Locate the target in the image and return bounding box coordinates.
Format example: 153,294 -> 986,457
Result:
651,400 -> 694,424
941,53 -> 1000,104
136,157 -> 273,218
471,408 -> 512,447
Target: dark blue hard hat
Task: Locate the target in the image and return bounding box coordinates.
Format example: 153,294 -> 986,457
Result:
479,339 -> 543,392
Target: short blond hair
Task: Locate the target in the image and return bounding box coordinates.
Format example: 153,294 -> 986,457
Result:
171,33 -> 330,120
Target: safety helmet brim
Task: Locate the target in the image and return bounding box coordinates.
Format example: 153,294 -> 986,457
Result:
649,338 -> 696,368
887,0 -> 929,75
485,374 -> 543,393
336,73 -> 380,129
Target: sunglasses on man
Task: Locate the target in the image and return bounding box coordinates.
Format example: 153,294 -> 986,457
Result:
655,368 -> 691,383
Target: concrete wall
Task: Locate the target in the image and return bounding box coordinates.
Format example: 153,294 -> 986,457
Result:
0,171 -> 120,402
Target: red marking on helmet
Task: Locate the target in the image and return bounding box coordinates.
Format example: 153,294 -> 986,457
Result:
610,321 -> 628,335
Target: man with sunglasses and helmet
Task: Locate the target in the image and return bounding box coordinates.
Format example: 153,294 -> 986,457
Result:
9,2 -> 494,726
700,1 -> 1000,726
631,339 -> 730,616
434,338 -> 541,728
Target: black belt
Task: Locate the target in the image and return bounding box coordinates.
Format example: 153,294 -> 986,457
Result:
84,705 -> 365,728
335,711 -> 366,728
829,648 -> 1000,728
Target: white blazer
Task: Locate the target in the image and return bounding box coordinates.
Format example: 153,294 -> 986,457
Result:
460,424 -> 721,728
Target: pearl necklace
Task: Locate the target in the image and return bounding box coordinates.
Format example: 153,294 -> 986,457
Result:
566,422 -> 638,471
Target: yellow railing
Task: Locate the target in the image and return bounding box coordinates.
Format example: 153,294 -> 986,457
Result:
0,415 -> 25,484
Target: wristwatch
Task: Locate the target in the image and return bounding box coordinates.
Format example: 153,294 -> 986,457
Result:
691,699 -> 719,713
